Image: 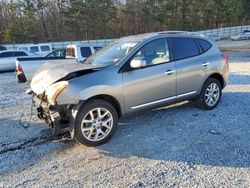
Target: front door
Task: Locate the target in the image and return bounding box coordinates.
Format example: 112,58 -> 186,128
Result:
122,38 -> 176,113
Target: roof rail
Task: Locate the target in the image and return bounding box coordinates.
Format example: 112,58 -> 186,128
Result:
157,30 -> 205,37
158,31 -> 186,35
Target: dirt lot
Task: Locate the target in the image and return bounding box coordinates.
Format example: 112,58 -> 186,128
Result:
0,50 -> 250,187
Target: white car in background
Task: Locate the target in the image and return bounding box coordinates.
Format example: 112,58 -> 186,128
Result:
230,32 -> 250,41
17,44 -> 52,55
207,34 -> 222,41
16,44 -> 102,82
0,50 -> 36,72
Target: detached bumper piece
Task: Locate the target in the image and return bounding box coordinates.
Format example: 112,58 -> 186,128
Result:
33,95 -> 73,137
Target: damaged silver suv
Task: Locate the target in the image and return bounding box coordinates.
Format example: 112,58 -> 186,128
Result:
30,31 -> 229,146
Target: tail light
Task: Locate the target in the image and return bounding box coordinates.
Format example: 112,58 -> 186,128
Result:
17,63 -> 24,74
221,53 -> 229,64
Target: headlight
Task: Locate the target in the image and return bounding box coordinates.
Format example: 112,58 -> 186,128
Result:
45,81 -> 69,105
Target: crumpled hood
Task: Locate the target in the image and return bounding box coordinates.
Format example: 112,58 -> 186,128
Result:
31,62 -> 101,94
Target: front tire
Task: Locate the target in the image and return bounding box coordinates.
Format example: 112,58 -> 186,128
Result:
75,99 -> 118,146
195,78 -> 222,110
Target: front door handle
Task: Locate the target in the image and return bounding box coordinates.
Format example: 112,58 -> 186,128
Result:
202,62 -> 210,67
164,70 -> 175,75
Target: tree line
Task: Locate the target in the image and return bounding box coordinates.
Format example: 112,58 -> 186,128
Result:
0,0 -> 250,44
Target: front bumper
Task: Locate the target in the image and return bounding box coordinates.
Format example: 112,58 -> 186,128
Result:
32,94 -> 73,135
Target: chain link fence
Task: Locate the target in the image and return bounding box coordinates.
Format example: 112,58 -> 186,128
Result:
3,25 -> 250,50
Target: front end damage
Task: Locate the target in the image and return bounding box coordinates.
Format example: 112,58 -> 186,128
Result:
28,61 -> 103,139
31,91 -> 80,139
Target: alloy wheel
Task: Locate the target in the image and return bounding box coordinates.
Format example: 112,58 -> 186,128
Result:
81,107 -> 113,142
205,83 -> 220,107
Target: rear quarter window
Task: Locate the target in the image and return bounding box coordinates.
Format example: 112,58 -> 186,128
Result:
169,37 -> 200,61
80,47 -> 92,58
197,39 -> 212,52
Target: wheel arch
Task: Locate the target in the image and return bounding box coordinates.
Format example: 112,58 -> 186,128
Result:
70,94 -> 122,139
207,73 -> 225,89
85,94 -> 122,118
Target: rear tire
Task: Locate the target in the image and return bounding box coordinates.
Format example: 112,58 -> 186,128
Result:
75,99 -> 118,146
195,78 -> 222,110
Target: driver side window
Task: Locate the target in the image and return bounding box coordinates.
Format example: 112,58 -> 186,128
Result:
133,38 -> 170,67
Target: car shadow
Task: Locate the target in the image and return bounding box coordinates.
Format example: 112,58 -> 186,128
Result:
1,91 -> 249,175
98,91 -> 250,168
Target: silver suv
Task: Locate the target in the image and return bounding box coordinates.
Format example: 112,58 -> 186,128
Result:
30,31 -> 229,146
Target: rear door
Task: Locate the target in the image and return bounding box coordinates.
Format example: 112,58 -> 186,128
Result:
168,37 -> 209,100
122,38 -> 176,112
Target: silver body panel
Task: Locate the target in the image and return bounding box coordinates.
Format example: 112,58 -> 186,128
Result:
31,32 -> 229,117
122,61 -> 176,113
21,58 -> 76,81
31,62 -> 102,94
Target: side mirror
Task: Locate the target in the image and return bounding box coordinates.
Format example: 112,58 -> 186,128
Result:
130,58 -> 146,69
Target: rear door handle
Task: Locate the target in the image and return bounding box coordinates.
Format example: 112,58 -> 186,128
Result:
164,70 -> 175,75
202,62 -> 210,67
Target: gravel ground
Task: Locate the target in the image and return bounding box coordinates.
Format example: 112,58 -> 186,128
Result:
0,51 -> 250,187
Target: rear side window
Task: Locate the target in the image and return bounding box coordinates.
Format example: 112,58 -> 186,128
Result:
41,45 -> 50,51
197,39 -> 212,52
169,37 -> 200,61
13,52 -> 28,57
30,46 -> 39,53
18,47 -> 29,51
0,46 -> 7,51
0,52 -> 13,58
81,47 -> 92,57
47,49 -> 66,58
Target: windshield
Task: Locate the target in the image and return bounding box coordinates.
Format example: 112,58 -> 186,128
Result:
85,41 -> 138,66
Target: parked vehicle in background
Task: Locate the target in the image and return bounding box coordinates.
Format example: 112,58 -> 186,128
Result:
0,45 -> 7,51
207,34 -> 222,41
0,50 -> 36,72
17,44 -> 52,55
16,49 -> 66,82
29,31 -> 229,146
230,32 -> 250,41
65,44 -> 101,61
16,45 -> 101,82
45,49 -> 66,58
